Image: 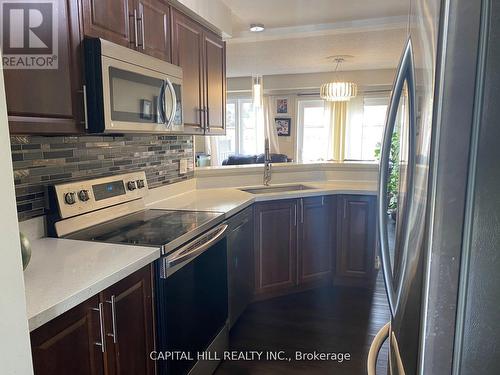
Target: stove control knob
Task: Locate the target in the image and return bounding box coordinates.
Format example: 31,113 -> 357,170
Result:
64,192 -> 76,205
78,190 -> 90,202
127,181 -> 137,191
136,179 -> 145,189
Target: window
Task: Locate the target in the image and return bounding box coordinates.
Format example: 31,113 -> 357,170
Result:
297,99 -> 329,162
345,95 -> 389,160
209,98 -> 263,165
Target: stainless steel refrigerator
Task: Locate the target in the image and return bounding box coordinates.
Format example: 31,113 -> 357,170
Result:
368,0 -> 500,373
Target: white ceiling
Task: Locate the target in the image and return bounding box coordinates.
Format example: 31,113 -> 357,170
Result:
221,0 -> 409,77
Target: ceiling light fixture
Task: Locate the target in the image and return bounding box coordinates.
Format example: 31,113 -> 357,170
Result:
249,23 -> 265,32
320,57 -> 357,102
252,75 -> 263,109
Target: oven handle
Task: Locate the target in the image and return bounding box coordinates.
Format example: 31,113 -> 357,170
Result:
161,224 -> 228,276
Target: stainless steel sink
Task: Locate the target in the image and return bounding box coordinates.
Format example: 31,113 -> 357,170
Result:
240,184 -> 315,194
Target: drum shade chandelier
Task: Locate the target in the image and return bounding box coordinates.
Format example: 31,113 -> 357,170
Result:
320,57 -> 358,102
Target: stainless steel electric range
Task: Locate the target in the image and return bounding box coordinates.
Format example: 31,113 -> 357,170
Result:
48,172 -> 229,375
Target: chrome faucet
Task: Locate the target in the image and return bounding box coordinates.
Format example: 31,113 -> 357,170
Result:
263,138 -> 272,186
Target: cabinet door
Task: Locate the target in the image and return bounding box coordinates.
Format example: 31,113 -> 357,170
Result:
254,200 -> 297,296
81,0 -> 134,48
136,0 -> 171,61
6,0 -> 84,134
298,196 -> 333,285
100,265 -> 155,375
336,195 -> 377,283
227,207 -> 254,328
31,295 -> 104,375
171,9 -> 205,134
203,31 -> 226,135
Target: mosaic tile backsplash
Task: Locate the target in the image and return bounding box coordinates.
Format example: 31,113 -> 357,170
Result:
11,134 -> 194,221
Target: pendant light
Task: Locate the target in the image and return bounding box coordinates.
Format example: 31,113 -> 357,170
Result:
320,57 -> 357,102
252,75 -> 263,109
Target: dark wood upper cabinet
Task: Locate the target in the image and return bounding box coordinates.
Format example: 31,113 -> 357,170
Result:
203,31 -> 226,135
298,196 -> 333,285
31,295 -> 104,375
81,0 -> 134,48
100,265 -> 155,375
137,0 -> 171,62
171,8 -> 204,134
31,266 -> 155,375
336,195 -> 377,284
254,200 -> 297,296
171,8 -> 226,135
6,0 -> 84,134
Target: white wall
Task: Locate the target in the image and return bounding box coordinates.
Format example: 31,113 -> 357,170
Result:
0,55 -> 33,373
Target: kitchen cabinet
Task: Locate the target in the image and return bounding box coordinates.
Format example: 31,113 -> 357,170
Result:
171,8 -> 226,135
298,196 -> 334,285
227,206 -> 254,328
203,30 -> 226,135
30,265 -> 155,375
82,0 -> 171,62
171,9 -> 204,134
31,295 -> 104,375
136,0 -> 171,61
6,0 -> 84,134
336,195 -> 377,285
254,200 -> 297,297
81,0 -> 134,48
100,265 -> 155,375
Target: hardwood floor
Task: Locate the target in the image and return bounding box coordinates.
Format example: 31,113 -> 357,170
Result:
216,275 -> 390,375
216,222 -> 395,375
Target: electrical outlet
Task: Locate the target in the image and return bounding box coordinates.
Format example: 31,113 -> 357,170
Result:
179,159 -> 188,174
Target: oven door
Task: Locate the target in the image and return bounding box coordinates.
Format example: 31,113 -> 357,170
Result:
155,224 -> 229,375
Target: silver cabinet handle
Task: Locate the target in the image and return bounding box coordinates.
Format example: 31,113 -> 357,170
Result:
92,302 -> 106,353
140,9 -> 145,50
300,198 -> 304,224
133,10 -> 139,48
377,37 -> 416,317
294,204 -> 297,226
106,295 -> 118,344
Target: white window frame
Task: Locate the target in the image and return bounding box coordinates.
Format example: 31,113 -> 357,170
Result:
296,98 -> 327,163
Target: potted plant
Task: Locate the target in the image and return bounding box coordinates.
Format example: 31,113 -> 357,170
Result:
374,130 -> 400,221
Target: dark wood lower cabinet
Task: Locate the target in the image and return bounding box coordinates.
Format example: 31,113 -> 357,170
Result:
31,265 -> 155,375
335,195 -> 377,286
31,295 -> 104,375
298,196 -> 334,285
100,266 -> 155,375
254,200 -> 297,297
251,194 -> 376,302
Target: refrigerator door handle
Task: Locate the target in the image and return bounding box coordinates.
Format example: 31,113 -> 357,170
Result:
378,37 -> 417,317
367,322 -> 390,375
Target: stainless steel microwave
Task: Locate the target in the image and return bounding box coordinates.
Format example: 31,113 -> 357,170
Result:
83,37 -> 183,134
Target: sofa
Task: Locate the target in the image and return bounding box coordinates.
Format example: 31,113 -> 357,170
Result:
222,153 -> 292,166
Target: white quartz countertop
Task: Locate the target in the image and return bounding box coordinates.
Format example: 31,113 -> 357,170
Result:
24,238 -> 160,332
149,180 -> 377,218
24,179 -> 376,332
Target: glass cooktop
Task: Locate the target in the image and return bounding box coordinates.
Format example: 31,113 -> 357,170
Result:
66,209 -> 223,247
